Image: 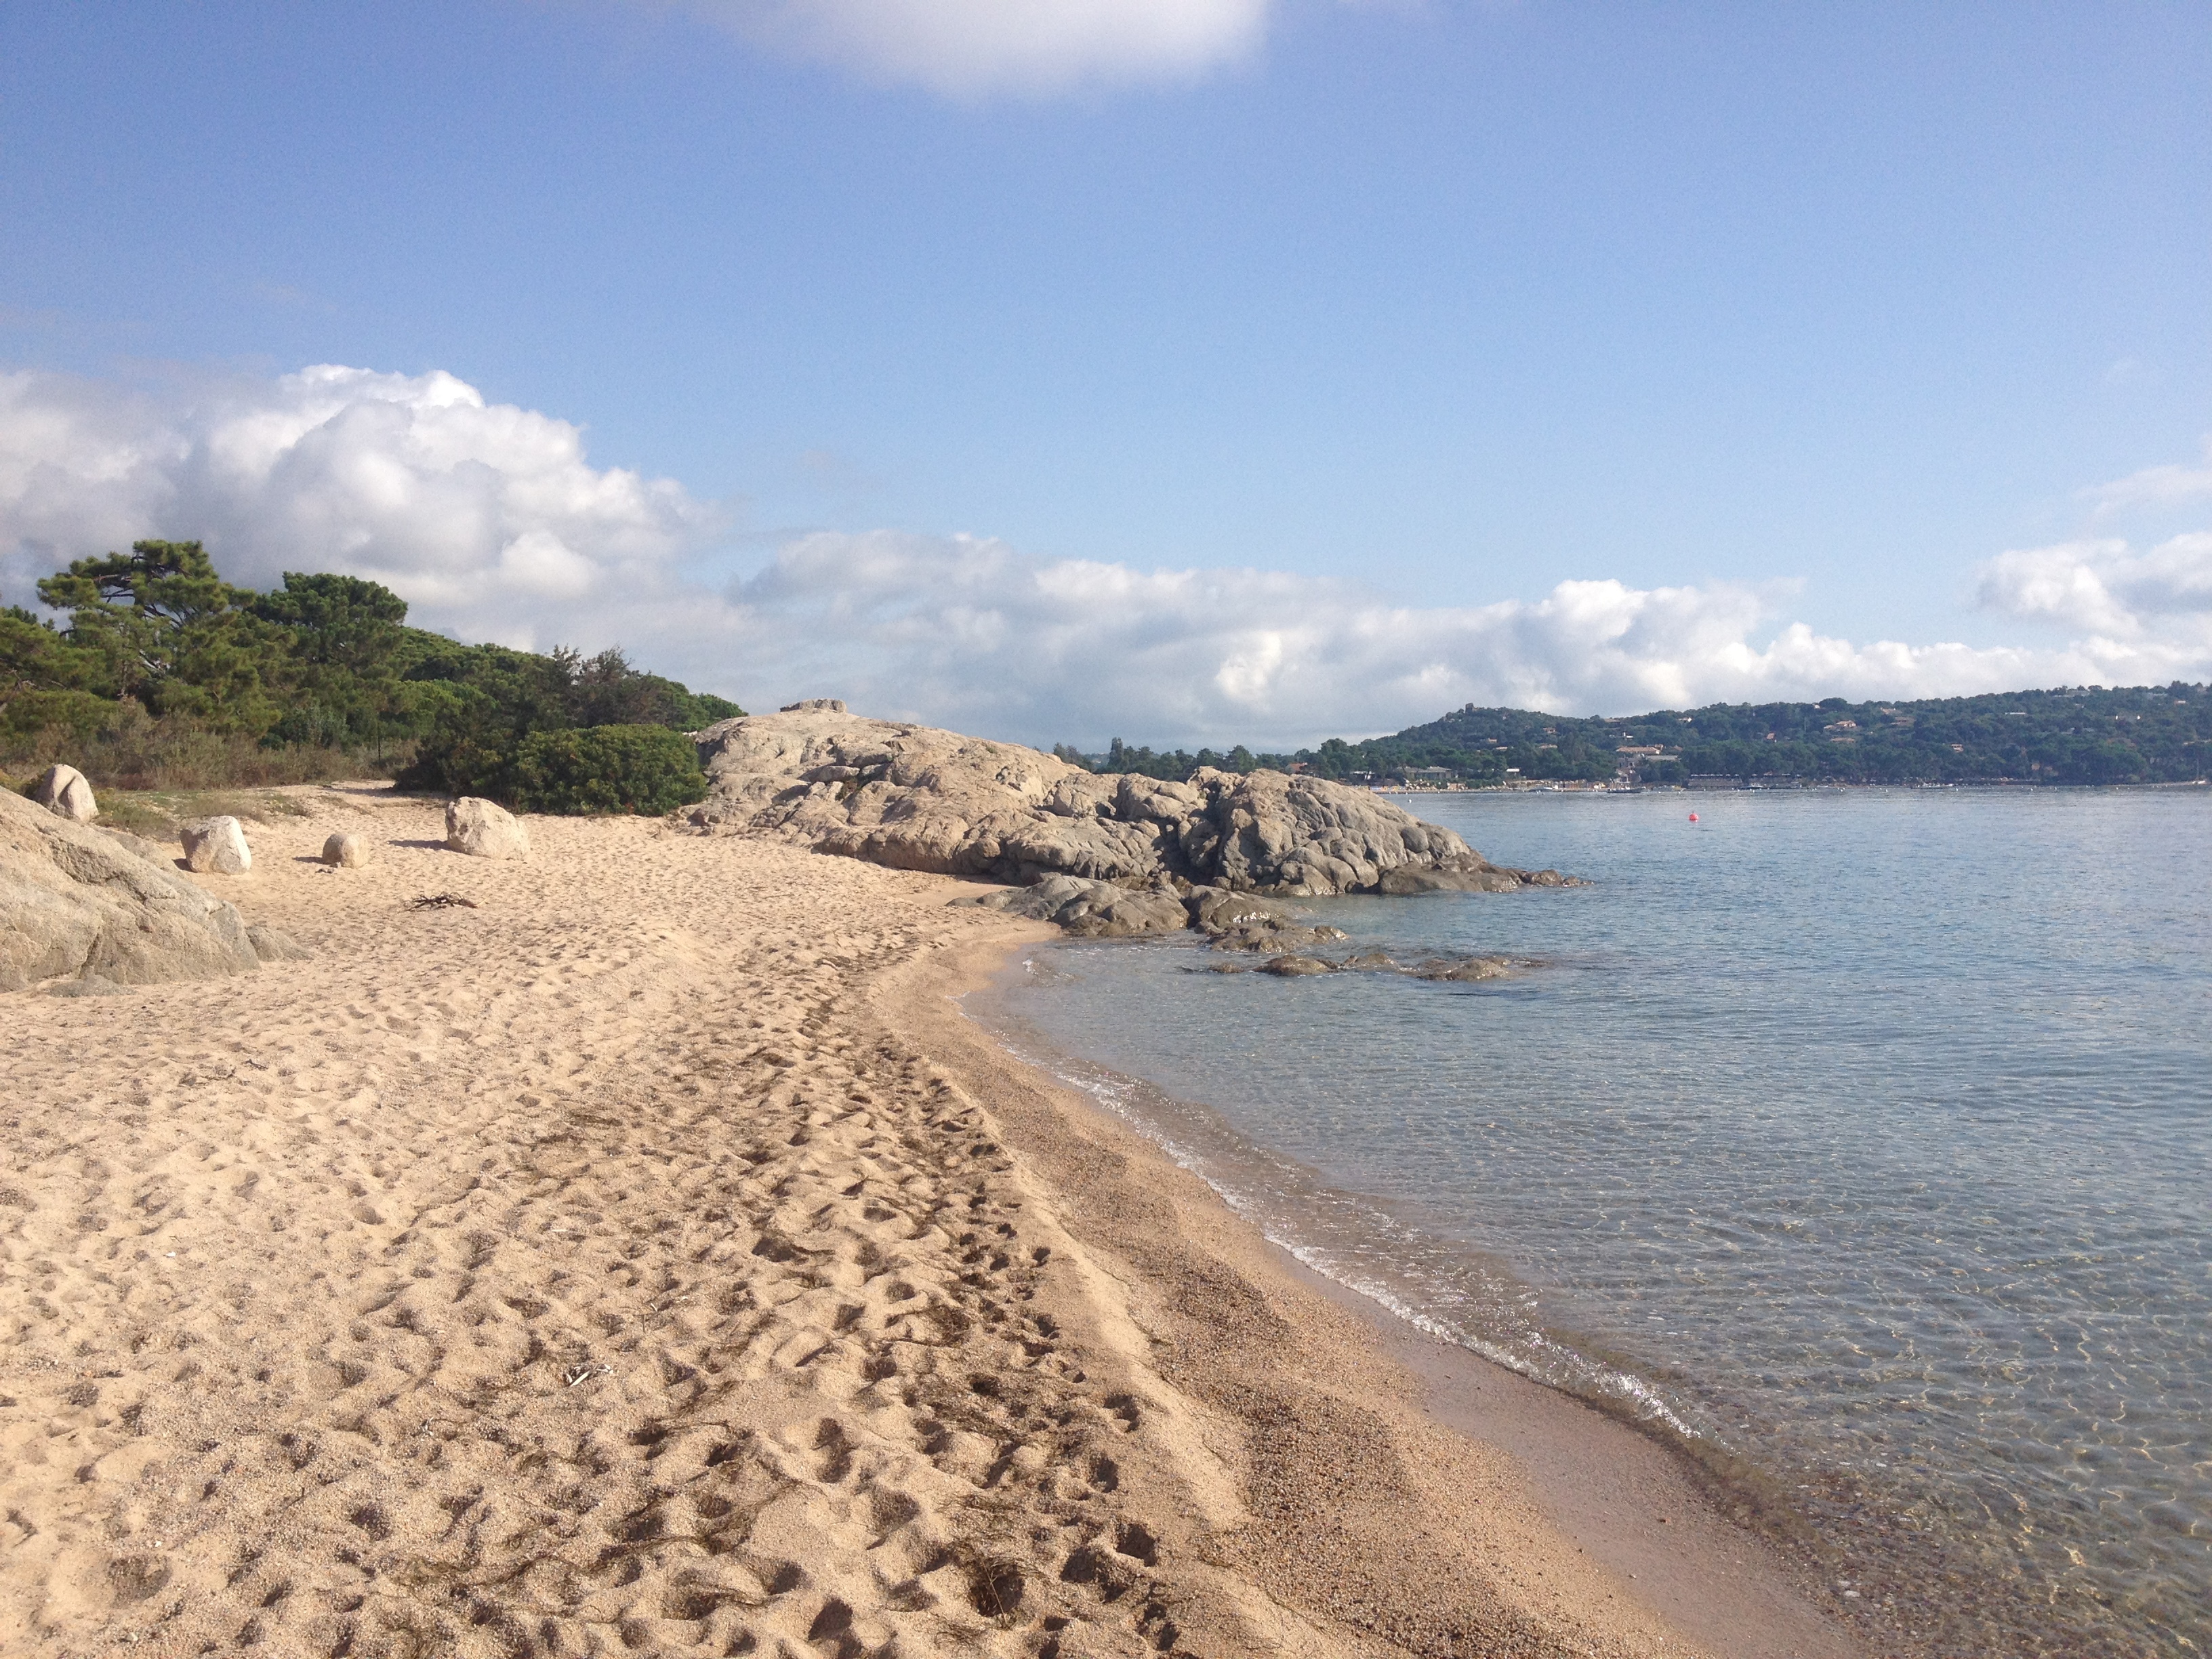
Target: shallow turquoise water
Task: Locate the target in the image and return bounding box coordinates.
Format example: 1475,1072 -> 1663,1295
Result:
977,788 -> 2212,1657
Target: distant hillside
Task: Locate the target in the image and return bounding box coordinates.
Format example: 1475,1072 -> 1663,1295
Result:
1073,682 -> 2212,787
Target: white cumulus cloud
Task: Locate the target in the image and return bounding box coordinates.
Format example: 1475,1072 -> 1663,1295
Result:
6,361 -> 2211,750
1973,532 -> 2212,645
682,0 -> 1275,97
0,362 -> 736,657
718,528 -> 2212,747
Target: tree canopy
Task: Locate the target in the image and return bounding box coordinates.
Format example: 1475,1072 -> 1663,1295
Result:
4,540 -> 743,801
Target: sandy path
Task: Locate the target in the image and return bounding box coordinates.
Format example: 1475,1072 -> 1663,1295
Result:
0,792 -> 1846,1658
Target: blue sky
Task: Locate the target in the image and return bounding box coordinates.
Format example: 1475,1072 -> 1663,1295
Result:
3,1 -> 2210,744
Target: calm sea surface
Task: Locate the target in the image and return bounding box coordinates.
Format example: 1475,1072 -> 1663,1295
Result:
971,788 -> 2211,1657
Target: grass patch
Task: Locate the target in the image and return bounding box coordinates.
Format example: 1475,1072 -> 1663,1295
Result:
94,788 -> 321,840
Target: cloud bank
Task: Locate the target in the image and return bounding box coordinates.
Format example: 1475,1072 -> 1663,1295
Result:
682,0 -> 1275,98
731,527 -> 2212,746
0,362 -> 740,661
4,363 -> 2209,750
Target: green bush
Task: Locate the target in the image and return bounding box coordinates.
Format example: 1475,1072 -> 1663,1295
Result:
505,724 -> 708,815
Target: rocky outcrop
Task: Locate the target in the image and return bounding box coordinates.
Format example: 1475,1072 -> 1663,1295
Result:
447,797 -> 530,860
1,788 -> 260,991
688,705 -> 1572,903
181,815 -> 252,874
1409,955 -> 1512,981
1189,889 -> 1351,955
31,764 -> 98,822
954,874 -> 1191,938
1202,948 -> 1519,983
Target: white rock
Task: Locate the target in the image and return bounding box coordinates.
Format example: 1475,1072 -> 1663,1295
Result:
446,796 -> 530,860
323,832 -> 369,867
31,764 -> 98,822
180,815 -> 252,875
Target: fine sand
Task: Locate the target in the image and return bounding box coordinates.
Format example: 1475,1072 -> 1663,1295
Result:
1,790 -> 1858,1658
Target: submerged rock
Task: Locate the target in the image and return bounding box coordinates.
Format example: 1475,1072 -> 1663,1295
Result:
1340,951 -> 1399,970
955,874 -> 1189,938
1380,865 -> 1576,894
1411,956 -> 1512,983
1208,923 -> 1351,955
1236,948 -> 1521,985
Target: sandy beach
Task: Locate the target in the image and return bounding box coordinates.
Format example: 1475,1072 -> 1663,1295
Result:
1,791 -> 1856,1658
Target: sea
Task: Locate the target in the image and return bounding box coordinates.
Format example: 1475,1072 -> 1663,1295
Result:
967,787 -> 2211,1658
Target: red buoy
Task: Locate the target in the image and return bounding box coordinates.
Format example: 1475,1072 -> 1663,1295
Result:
1688,812 -> 1700,822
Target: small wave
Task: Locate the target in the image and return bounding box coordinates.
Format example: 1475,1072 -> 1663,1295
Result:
967,977 -> 1708,1446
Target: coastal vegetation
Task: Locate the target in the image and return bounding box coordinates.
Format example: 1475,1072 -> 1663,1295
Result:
1073,682 -> 2212,787
2,540 -> 739,808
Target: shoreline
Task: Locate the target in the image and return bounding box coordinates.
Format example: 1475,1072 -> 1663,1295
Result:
878,922 -> 1862,1659
3,794 -> 1858,1657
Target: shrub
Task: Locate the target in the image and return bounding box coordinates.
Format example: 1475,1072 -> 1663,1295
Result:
1,697 -> 405,792
504,724 -> 708,816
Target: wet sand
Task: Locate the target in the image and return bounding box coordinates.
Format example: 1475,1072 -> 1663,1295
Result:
0,792 -> 1857,1657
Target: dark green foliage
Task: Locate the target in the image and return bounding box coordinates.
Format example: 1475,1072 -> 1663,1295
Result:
35,540 -> 282,733
3,542 -> 744,795
390,644 -> 740,798
250,571 -> 409,667
1094,737 -> 1265,780
3,607 -> 110,746
561,645 -> 743,730
1060,683 -> 2212,787
504,725 -> 710,815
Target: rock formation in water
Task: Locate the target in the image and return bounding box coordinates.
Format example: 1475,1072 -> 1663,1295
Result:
954,873 -> 1195,938
1,787 -> 262,991
687,703 -> 1574,905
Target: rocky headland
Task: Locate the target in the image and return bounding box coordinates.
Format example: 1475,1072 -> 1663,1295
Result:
686,701 -> 1576,941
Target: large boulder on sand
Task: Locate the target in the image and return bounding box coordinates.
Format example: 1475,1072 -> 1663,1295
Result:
1,788 -> 260,991
322,832 -> 369,867
447,796 -> 530,860
181,815 -> 252,874
687,705 -> 1563,900
30,764 -> 98,822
